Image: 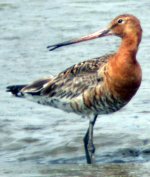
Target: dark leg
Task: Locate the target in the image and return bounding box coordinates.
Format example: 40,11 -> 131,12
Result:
83,115 -> 98,164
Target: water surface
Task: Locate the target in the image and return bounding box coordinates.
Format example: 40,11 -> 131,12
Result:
0,0 -> 150,174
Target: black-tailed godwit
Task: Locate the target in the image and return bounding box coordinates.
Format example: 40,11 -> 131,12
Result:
7,14 -> 142,164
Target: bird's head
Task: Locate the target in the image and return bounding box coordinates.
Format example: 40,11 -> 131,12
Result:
47,14 -> 142,51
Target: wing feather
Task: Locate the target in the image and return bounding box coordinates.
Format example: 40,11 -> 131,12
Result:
42,54 -> 114,98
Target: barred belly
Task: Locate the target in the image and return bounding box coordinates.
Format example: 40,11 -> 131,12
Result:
82,87 -> 127,115
90,95 -> 126,114
26,89 -> 126,116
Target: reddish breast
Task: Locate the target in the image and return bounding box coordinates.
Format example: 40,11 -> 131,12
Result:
106,55 -> 142,102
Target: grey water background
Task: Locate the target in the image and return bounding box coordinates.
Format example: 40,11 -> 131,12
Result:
0,0 -> 150,176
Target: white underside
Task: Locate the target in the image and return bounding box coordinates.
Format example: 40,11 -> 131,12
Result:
24,93 -> 89,115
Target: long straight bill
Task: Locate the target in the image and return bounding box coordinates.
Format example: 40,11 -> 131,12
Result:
47,28 -> 110,51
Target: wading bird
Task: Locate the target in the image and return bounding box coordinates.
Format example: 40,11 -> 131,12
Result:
7,14 -> 142,164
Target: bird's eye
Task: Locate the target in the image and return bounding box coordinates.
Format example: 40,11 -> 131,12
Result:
117,19 -> 124,24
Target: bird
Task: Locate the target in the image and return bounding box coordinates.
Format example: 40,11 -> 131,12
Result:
6,14 -> 142,164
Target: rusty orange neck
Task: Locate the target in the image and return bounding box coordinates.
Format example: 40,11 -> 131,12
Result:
116,32 -> 142,64
107,32 -> 142,102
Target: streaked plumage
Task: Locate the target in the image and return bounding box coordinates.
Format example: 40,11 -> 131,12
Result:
6,14 -> 142,164
7,53 -> 125,115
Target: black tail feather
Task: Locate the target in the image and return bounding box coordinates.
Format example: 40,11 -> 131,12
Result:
6,85 -> 26,97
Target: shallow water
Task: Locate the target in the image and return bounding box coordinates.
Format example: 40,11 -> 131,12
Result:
1,162 -> 150,177
0,0 -> 150,170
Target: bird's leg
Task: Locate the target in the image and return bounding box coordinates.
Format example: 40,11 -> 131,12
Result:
83,115 -> 98,164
